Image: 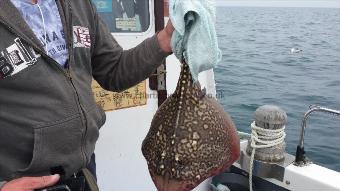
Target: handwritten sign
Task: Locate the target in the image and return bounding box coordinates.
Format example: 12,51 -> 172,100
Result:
91,80 -> 147,111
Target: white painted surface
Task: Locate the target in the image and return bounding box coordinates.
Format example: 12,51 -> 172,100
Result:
95,1 -> 157,190
271,164 -> 340,191
235,140 -> 340,191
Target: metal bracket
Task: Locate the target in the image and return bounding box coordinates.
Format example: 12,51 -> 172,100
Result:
240,150 -> 295,182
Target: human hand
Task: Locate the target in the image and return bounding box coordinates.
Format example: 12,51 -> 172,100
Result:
0,174 -> 60,191
157,20 -> 174,54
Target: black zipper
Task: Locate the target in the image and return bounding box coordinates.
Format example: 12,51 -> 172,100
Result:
63,1 -> 89,168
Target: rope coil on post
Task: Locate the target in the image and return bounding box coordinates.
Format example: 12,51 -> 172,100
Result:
249,121 -> 286,191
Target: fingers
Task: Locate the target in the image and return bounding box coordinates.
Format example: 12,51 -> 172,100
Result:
23,174 -> 60,190
1,174 -> 60,191
165,20 -> 174,36
157,20 -> 175,54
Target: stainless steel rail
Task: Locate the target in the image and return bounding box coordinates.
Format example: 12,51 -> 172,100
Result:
295,105 -> 340,165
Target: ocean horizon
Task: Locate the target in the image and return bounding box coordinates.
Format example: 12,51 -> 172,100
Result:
215,6 -> 340,172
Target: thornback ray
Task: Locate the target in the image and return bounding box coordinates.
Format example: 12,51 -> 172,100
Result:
142,63 -> 240,191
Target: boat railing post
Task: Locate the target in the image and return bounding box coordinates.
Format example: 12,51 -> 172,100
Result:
295,105 -> 340,166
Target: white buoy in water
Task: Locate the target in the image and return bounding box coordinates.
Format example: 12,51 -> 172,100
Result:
291,47 -> 303,53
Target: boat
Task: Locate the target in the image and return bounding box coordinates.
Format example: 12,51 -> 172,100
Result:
91,0 -> 340,190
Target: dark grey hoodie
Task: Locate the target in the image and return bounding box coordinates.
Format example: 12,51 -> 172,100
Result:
0,0 -> 168,181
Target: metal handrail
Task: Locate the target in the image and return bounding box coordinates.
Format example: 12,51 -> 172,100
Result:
295,105 -> 340,165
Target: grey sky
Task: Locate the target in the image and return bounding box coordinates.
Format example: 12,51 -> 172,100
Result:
216,0 -> 340,8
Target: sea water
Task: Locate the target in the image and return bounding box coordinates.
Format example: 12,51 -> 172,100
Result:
215,7 -> 340,171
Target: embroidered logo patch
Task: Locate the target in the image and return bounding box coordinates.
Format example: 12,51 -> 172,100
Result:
0,38 -> 40,79
73,26 -> 91,48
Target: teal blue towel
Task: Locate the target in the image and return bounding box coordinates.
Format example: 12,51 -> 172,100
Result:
170,0 -> 222,82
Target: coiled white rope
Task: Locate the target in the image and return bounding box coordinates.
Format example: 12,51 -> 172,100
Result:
249,121 -> 286,191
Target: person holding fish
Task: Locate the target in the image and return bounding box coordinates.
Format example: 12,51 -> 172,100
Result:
0,0 -> 173,190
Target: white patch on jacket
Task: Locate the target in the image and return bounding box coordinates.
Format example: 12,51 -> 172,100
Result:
0,38 -> 40,79
73,26 -> 91,48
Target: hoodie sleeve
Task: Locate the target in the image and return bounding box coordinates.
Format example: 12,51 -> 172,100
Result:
90,6 -> 169,92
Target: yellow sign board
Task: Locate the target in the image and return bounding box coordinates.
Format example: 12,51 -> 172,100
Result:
91,80 -> 147,111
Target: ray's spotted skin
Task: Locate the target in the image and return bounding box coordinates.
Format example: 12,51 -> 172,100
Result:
142,63 -> 240,191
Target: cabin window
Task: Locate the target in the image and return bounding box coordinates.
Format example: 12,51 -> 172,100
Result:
92,0 -> 150,33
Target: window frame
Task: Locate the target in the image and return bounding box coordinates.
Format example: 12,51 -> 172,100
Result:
96,0 -> 154,36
